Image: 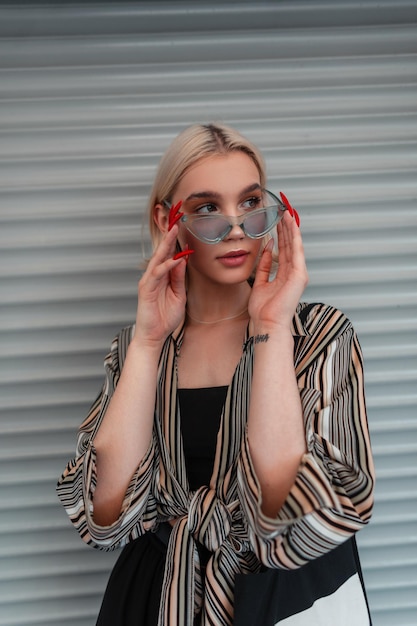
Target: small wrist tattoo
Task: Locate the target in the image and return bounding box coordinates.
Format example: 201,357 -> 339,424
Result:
254,333 -> 270,344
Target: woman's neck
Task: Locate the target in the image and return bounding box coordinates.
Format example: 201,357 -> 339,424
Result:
185,279 -> 251,325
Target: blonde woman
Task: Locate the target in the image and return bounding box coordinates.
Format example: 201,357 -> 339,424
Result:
58,123 -> 375,626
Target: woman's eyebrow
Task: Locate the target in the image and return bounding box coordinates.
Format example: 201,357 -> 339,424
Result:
184,183 -> 261,203
241,182 -> 262,195
185,190 -> 221,202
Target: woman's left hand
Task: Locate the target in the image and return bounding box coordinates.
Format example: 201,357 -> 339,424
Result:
249,210 -> 308,331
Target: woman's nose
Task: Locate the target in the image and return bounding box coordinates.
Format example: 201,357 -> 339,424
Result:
225,218 -> 245,240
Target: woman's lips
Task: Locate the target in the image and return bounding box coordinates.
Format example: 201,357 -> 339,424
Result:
216,249 -> 249,267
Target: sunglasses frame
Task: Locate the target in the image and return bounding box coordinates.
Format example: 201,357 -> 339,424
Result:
164,189 -> 286,245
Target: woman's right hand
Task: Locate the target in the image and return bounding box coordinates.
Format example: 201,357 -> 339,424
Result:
133,225 -> 188,347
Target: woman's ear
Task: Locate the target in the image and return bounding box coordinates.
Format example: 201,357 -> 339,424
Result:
153,203 -> 169,234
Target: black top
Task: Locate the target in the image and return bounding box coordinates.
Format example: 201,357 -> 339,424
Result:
178,386 -> 228,491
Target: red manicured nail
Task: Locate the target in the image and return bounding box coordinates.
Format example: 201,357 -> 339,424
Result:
169,211 -> 184,230
168,201 -> 184,231
173,248 -> 195,261
279,191 -> 294,218
293,209 -> 300,227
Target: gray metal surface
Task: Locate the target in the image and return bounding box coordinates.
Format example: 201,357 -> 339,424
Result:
1,2 -> 416,624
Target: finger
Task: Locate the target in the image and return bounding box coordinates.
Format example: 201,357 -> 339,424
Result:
149,252 -> 189,284
276,214 -> 300,284
277,214 -> 292,269
282,215 -> 292,265
147,225 -> 179,270
291,224 -> 307,274
286,208 -> 305,265
282,212 -> 307,280
284,208 -> 301,250
253,239 -> 274,287
169,254 -> 188,299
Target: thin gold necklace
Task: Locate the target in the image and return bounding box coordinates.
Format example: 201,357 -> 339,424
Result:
186,306 -> 248,325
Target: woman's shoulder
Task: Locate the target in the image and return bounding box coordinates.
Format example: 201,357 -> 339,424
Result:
294,302 -> 354,338
292,303 -> 359,372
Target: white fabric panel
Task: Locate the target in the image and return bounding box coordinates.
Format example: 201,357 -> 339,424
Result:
277,574 -> 369,626
0,1 -> 416,625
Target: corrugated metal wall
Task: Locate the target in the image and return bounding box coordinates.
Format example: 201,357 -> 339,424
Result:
1,1 -> 416,625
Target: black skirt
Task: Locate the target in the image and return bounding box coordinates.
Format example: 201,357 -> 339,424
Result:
96,530 -> 166,626
96,522 -> 211,626
96,529 -> 371,626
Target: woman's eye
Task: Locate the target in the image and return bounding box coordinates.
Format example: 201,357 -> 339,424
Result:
242,196 -> 262,211
196,203 -> 219,214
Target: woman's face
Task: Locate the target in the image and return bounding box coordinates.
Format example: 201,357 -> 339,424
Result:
169,151 -> 264,288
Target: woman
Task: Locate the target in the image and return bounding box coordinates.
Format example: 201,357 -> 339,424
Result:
57,123 -> 375,625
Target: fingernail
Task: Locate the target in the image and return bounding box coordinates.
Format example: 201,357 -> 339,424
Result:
173,248 -> 195,261
168,211 -> 184,231
169,200 -> 182,221
168,200 -> 183,231
294,209 -> 300,227
264,238 -> 274,252
279,191 -> 294,218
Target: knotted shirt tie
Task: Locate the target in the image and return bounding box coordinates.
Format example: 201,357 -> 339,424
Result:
157,485 -> 260,626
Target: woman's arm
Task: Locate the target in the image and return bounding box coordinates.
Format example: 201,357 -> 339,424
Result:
57,327 -> 159,549
247,210 -> 309,516
92,225 -> 188,525
244,212 -> 374,566
57,225 -> 188,539
239,310 -> 375,568
247,328 -> 306,516
91,339 -> 164,525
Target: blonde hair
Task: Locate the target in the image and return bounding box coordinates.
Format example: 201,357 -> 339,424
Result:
147,123 -> 266,249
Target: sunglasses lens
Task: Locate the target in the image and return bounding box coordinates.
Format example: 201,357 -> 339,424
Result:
190,215 -> 230,243
244,209 -> 268,237
244,207 -> 280,238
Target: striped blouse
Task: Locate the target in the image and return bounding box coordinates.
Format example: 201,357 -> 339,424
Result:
57,302 -> 375,625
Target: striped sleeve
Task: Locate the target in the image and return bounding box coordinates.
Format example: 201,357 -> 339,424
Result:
56,327 -> 158,551
237,305 -> 375,569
